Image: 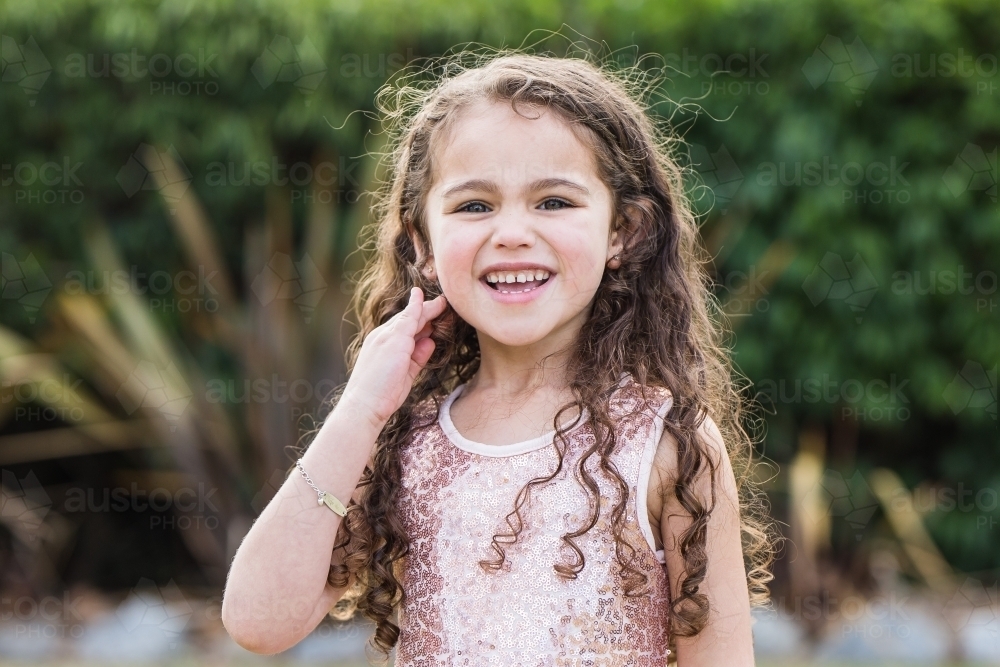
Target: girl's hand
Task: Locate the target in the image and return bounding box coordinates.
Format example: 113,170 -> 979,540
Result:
342,287 -> 449,427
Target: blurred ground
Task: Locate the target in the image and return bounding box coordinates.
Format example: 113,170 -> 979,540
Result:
0,583 -> 997,666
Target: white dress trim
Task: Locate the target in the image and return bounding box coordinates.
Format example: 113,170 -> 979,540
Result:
636,392 -> 673,565
439,383 -> 567,457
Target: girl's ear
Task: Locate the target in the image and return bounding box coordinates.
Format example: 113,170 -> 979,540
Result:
406,219 -> 437,281
607,204 -> 641,269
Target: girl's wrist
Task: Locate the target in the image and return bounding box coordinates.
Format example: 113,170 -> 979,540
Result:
334,390 -> 389,434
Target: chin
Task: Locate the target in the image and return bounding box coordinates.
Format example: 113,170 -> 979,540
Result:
476,323 -> 554,348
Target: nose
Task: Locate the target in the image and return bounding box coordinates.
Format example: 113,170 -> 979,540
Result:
490,208 -> 536,249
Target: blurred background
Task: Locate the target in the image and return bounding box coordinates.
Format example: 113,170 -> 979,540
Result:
1,0 -> 998,665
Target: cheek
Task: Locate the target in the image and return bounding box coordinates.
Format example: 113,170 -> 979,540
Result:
548,233 -> 608,291
432,230 -> 485,296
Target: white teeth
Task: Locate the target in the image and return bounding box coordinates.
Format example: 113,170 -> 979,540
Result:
484,270 -> 552,284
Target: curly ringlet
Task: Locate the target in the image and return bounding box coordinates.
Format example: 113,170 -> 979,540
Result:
306,47 -> 776,662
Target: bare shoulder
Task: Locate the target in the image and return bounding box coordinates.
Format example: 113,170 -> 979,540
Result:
646,411 -> 733,530
652,412 -> 756,665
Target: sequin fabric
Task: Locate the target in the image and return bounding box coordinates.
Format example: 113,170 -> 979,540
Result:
396,376 -> 674,666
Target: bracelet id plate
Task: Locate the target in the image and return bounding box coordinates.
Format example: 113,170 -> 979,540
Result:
319,491 -> 348,517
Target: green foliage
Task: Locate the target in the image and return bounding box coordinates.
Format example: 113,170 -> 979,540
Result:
1,0 -> 997,572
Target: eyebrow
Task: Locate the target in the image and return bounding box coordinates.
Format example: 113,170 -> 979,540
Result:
440,177 -> 591,199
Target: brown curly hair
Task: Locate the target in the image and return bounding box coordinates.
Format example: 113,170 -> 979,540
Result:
316,48 -> 775,662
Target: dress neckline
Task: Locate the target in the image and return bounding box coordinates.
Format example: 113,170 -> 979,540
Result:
437,374 -> 636,457
438,383 -> 581,457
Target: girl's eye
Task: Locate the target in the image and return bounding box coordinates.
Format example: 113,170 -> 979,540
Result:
539,198 -> 571,210
458,201 -> 490,214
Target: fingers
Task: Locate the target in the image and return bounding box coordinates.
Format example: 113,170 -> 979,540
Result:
411,336 -> 436,369
391,287 -> 424,331
416,293 -> 448,330
414,320 -> 434,341
393,287 -> 447,336
405,286 -> 423,316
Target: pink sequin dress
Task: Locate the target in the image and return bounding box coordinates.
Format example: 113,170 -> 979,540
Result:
395,375 -> 674,665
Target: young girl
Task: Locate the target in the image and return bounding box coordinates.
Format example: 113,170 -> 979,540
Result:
222,52 -> 774,666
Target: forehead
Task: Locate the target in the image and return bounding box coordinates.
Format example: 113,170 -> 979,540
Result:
428,100 -> 602,191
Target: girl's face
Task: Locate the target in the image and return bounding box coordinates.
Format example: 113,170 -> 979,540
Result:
421,100 -> 622,349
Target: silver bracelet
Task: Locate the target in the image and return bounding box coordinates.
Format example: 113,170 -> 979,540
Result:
295,458 -> 348,517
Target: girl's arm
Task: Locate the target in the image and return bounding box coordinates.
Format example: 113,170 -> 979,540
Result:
221,288 -> 447,655
657,416 -> 755,667
221,399 -> 381,655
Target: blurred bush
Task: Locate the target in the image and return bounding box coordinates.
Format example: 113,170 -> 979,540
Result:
0,0 -> 997,600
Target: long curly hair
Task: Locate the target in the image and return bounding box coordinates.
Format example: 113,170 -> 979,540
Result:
317,49 -> 775,662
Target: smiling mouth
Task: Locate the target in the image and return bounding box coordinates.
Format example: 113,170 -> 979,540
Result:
483,270 -> 552,294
